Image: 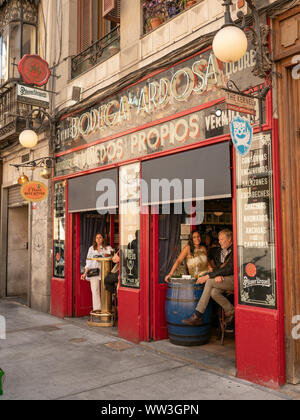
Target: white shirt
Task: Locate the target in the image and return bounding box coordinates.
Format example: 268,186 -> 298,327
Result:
85,245 -> 114,280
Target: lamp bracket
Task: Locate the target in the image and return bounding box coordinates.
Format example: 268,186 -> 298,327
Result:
10,157 -> 56,170
223,79 -> 271,129
221,0 -> 272,79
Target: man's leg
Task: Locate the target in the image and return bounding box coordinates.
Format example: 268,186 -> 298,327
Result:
182,276 -> 234,325
197,276 -> 234,314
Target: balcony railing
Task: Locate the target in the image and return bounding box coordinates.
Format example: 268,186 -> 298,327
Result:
71,26 -> 120,79
0,81 -> 32,144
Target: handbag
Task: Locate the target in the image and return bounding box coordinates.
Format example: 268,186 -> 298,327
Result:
87,268 -> 100,277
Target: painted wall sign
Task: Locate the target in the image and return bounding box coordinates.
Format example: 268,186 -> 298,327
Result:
17,84 -> 50,108
18,54 -> 51,87
21,181 -> 48,202
230,116 -> 253,156
55,106 -> 260,177
236,132 -> 277,309
55,44 -> 264,154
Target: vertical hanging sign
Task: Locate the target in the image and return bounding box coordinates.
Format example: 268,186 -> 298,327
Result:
235,132 -> 277,309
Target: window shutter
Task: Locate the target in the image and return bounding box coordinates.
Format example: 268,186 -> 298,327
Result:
103,0 -> 115,17
78,0 -> 93,52
103,0 -> 120,23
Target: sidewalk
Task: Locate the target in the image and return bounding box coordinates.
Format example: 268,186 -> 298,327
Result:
0,298 -> 299,401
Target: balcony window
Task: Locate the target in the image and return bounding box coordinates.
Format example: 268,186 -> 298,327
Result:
0,0 -> 38,86
72,0 -> 120,78
142,0 -> 198,34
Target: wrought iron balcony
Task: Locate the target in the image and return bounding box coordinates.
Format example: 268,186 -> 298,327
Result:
0,81 -> 33,148
71,26 -> 120,79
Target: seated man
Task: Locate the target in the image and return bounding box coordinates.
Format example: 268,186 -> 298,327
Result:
182,229 -> 234,327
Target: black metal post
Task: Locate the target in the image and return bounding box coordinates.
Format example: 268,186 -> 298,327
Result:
20,0 -> 24,59
223,0 -> 234,26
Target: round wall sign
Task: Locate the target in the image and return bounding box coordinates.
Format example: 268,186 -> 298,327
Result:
18,54 -> 51,86
21,181 -> 48,202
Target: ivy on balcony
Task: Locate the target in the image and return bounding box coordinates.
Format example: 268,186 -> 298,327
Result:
142,0 -> 199,34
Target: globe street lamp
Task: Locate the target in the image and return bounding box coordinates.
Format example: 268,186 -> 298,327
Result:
18,108 -> 55,149
213,0 -> 248,63
213,0 -> 272,79
19,129 -> 39,149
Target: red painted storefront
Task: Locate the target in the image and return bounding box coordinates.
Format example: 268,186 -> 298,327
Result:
50,46 -> 285,389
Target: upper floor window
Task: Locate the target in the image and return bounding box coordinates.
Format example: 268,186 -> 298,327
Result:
142,0 -> 198,35
77,0 -> 120,53
72,0 -> 120,79
0,0 -> 38,85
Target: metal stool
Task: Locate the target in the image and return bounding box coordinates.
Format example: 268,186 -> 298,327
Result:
218,292 -> 234,345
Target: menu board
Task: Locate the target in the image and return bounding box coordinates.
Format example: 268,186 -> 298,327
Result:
53,181 -> 66,279
236,132 -> 277,309
119,163 -> 140,288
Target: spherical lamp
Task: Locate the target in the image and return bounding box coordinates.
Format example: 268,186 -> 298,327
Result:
18,173 -> 29,185
19,129 -> 38,149
213,25 -> 248,63
40,165 -> 52,180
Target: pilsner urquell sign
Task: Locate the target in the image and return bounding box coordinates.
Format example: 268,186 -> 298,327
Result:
21,181 -> 48,202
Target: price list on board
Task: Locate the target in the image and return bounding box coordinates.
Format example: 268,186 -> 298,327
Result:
236,133 -> 277,309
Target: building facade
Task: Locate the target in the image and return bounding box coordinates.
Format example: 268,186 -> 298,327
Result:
0,0 -> 299,388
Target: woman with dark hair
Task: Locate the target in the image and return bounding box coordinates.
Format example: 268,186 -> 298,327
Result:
81,232 -> 114,312
165,230 -> 212,283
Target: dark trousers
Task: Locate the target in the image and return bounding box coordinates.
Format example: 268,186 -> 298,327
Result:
104,272 -> 119,293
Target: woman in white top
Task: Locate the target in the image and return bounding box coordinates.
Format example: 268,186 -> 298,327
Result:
81,232 -> 114,312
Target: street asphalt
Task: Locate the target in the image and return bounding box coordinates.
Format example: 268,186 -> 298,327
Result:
0,298 -> 299,401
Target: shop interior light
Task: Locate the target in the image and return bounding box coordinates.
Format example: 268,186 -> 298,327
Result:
214,212 -> 224,217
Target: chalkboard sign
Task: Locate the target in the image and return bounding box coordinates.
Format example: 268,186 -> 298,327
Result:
236,132 -> 277,309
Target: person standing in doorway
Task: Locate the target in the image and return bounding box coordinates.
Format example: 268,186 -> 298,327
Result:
81,233 -> 114,313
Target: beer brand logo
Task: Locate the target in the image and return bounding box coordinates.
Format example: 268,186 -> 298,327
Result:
18,55 -> 51,86
230,116 -> 253,156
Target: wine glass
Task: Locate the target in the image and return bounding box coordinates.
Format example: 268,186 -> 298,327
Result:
127,259 -> 134,276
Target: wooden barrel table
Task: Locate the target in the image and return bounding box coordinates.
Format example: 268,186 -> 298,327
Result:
165,278 -> 212,346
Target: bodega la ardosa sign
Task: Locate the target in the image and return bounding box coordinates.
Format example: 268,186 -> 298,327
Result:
21,181 -> 49,202
56,44 -> 263,153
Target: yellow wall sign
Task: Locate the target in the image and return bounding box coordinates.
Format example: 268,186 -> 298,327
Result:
21,181 -> 48,202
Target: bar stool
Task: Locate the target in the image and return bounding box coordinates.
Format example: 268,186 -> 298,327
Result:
218,291 -> 234,345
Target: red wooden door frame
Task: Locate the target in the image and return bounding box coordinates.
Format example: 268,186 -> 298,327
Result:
150,210 -> 169,341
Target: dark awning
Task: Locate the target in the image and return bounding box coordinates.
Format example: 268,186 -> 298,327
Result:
68,169 -> 118,213
141,142 -> 232,205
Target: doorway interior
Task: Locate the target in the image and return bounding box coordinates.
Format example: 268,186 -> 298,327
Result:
150,198 -> 236,375
7,205 -> 29,305
72,211 -> 119,318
